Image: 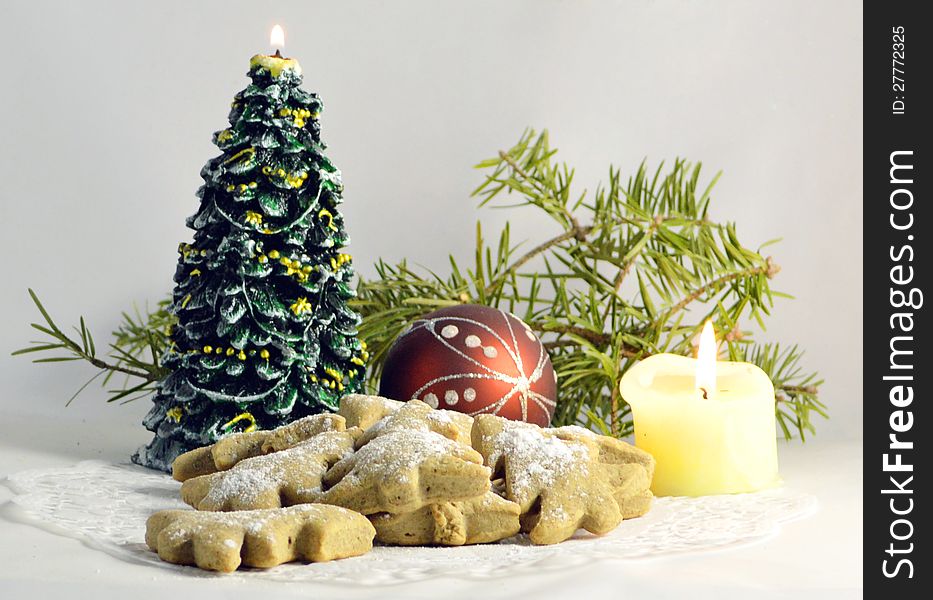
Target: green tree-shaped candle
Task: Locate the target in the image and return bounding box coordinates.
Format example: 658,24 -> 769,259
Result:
133,51 -> 368,471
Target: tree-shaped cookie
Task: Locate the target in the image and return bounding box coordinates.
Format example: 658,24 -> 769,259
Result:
146,504 -> 374,572
319,429 -> 491,514
550,424 -> 655,476
134,51 -> 367,472
370,491 -> 521,546
549,423 -> 655,518
337,394 -> 404,430
354,399 -> 474,448
181,430 -> 357,511
471,414 -> 651,545
172,413 -> 346,481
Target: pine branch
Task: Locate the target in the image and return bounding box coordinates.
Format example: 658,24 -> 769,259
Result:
483,227 -> 591,298
357,129 -> 826,441
663,257 -> 781,322
12,289 -> 172,404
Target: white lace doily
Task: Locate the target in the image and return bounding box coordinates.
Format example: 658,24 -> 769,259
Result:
3,461 -> 816,584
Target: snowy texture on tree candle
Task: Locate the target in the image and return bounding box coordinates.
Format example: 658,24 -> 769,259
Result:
133,55 -> 367,472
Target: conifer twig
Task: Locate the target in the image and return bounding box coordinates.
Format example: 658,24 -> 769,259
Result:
357,129 -> 826,440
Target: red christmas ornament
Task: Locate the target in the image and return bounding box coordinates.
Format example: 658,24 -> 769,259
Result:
379,304 -> 558,426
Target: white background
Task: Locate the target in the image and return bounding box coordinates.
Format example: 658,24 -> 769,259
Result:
0,0 -> 861,439
0,1 -> 861,597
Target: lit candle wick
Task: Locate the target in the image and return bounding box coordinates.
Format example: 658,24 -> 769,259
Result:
270,24 -> 286,52
695,320 -> 717,400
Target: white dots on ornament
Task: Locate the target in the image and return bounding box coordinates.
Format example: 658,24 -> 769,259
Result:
464,387 -> 476,402
464,335 -> 481,348
423,393 -> 439,408
483,346 -> 498,358
441,325 -> 459,339
444,390 -> 459,405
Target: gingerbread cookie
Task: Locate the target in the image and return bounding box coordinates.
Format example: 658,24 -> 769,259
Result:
471,415 -> 653,545
371,491 -> 521,546
337,394 -> 404,430
549,424 -> 655,518
355,399 -> 474,448
603,462 -> 654,519
260,413 -> 348,454
146,504 -> 374,572
181,430 -> 357,511
319,429 -> 491,515
551,424 -> 655,476
171,413 -> 346,482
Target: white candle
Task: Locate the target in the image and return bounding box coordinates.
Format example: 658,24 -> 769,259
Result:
618,322 -> 780,496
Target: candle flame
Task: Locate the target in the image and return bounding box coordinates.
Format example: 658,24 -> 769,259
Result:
695,320 -> 717,399
270,24 -> 285,49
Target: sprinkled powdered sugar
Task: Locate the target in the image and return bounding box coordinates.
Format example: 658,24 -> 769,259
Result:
485,422 -> 590,504
164,505 -> 334,540
424,410 -> 453,426
341,429 -> 483,486
365,404 -> 464,439
202,434 -> 353,506
552,424 -> 596,438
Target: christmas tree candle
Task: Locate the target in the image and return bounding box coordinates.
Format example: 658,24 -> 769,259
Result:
133,25 -> 366,472
618,322 -> 780,496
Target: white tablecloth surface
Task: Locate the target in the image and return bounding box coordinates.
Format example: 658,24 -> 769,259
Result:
0,413 -> 861,599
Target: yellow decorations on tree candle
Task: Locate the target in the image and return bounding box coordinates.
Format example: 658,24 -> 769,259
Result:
224,146 -> 256,166
282,259 -> 303,278
289,296 -> 314,316
166,407 -> 184,423
221,412 -> 258,435
318,208 -> 338,231
284,174 -> 305,188
258,249 -> 317,283
178,243 -> 202,259
277,107 -> 312,127
244,211 -> 263,226
186,343 -> 275,364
